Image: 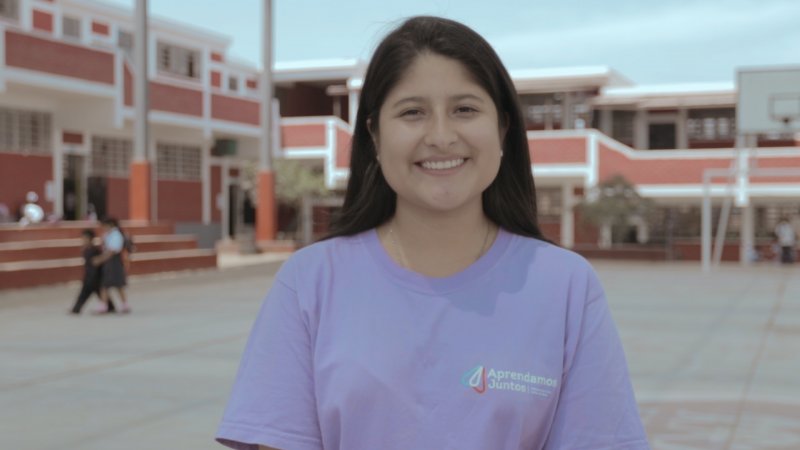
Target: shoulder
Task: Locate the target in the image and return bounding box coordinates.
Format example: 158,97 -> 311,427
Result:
501,232 -> 603,299
274,231 -> 371,288
506,233 -> 595,274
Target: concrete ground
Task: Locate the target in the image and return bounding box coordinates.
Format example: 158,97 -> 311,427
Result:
0,258 -> 798,450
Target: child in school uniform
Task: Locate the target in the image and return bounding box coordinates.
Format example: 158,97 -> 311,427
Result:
70,229 -> 116,315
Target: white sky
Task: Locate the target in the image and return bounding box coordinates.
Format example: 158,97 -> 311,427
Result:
102,0 -> 800,85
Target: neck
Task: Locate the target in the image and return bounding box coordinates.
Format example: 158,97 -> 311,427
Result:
381,200 -> 497,276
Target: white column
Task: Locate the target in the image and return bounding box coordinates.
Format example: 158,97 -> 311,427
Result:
202,140 -> 211,224
740,204 -> 754,266
560,185 -> 574,248
562,92 -> 573,129
221,159 -> 230,240
599,109 -> 612,135
134,0 -> 149,162
677,108 -> 689,149
51,126 -> 63,218
19,0 -> 32,31
0,24 -> 6,93
149,133 -> 157,220
634,109 -> 648,149
701,179 -> 712,272
259,0 -> 274,172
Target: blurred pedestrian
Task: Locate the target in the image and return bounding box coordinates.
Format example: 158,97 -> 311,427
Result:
775,217 -> 797,264
70,229 -> 117,314
92,218 -> 131,314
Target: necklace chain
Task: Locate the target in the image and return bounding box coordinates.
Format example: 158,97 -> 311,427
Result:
388,221 -> 493,270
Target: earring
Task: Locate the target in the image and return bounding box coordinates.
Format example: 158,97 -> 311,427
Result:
500,150 -> 504,157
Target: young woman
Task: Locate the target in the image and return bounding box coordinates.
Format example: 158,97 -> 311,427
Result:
217,16 -> 649,450
92,217 -> 131,314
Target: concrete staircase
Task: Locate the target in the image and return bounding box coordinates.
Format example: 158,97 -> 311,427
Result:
0,221 -> 217,290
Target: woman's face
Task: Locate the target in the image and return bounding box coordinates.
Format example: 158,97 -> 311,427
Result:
372,52 -> 504,216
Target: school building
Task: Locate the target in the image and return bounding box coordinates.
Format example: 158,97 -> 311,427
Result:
1,0 -> 799,270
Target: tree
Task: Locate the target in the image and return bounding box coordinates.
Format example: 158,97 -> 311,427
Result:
242,159 -> 331,239
577,174 -> 654,247
243,159 -> 330,207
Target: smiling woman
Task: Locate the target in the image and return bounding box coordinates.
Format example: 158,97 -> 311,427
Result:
216,16 -> 650,450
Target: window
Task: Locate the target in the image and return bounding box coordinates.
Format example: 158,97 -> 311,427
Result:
520,94 -> 563,130
687,108 -> 736,141
0,107 -> 52,154
62,16 -> 81,40
0,0 -> 19,21
156,143 -> 201,181
611,110 -> 635,145
91,137 -> 132,177
157,42 -> 200,79
228,76 -> 239,93
118,30 -> 133,56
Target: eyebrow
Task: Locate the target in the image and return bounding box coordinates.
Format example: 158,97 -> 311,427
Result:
390,94 -> 486,109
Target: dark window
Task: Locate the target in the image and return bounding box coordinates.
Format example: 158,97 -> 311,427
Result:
649,123 -> 676,150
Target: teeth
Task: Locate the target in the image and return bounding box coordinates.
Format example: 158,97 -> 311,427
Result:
420,158 -> 465,170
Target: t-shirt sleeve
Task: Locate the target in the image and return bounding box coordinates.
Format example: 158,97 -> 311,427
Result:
543,267 -> 650,450
216,272 -> 322,450
104,230 -> 124,253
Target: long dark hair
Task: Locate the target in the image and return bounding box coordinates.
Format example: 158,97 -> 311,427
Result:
326,16 -> 547,241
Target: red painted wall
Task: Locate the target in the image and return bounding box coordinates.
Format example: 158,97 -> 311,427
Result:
335,128 -> 351,169
32,10 -> 53,33
157,180 -> 202,221
211,71 -> 221,88
91,21 -> 110,36
0,153 -> 53,218
529,137 -> 587,164
211,94 -> 259,125
106,177 -> 129,220
123,63 -> 133,106
150,82 -> 203,116
6,31 -> 114,84
751,157 -> 800,183
282,124 -> 326,147
597,143 -> 733,184
62,132 -> 83,144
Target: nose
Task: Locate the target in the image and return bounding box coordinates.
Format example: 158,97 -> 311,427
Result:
423,112 -> 457,150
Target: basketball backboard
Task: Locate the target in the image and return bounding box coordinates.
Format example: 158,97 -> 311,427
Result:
737,66 -> 800,135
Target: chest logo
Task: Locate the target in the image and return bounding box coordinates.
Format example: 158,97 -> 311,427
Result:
460,364 -> 559,397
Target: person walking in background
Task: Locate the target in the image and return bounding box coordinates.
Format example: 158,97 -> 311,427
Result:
92,218 -> 131,314
775,217 -> 797,264
70,229 -> 117,315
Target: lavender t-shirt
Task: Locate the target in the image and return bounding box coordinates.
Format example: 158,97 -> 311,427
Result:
216,228 -> 649,450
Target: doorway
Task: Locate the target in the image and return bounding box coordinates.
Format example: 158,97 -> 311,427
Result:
62,154 -> 87,220
87,176 -> 107,220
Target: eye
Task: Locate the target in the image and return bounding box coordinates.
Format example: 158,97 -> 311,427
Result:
400,109 -> 424,118
455,106 -> 478,115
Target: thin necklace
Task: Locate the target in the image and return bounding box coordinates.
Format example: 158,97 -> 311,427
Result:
388,221 -> 494,270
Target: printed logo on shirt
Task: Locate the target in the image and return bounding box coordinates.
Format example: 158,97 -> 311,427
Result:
460,365 -> 559,397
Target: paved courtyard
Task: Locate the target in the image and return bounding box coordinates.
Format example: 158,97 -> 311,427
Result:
0,258 -> 798,449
